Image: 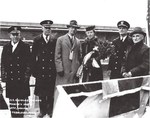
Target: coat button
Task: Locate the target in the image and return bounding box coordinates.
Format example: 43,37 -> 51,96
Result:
49,75 -> 51,77
18,71 -> 20,73
18,78 -> 20,80
17,64 -> 19,66
115,62 -> 118,64
42,59 -> 45,61
10,64 -> 12,66
10,71 -> 13,73
42,67 -> 45,69
11,78 -> 13,80
50,60 -> 52,62
17,57 -> 19,59
42,75 -> 44,77
115,67 -> 117,69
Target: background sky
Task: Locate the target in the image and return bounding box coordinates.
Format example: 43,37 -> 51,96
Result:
0,0 -> 148,28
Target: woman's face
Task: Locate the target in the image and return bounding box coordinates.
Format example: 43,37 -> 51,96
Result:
86,30 -> 95,40
132,33 -> 144,44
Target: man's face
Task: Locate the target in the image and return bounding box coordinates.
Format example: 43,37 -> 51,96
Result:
118,26 -> 128,35
68,27 -> 77,36
42,26 -> 51,36
86,30 -> 95,40
132,33 -> 144,44
10,31 -> 21,44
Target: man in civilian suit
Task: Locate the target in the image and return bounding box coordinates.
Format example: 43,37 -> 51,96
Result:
55,20 -> 81,86
32,20 -> 57,118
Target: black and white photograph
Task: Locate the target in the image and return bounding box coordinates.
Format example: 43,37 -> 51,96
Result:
0,0 -> 150,118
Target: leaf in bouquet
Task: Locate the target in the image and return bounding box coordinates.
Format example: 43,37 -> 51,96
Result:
96,40 -> 115,59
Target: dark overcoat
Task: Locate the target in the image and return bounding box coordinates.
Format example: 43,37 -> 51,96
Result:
1,41 -> 31,98
108,36 -> 132,79
123,41 -> 149,76
32,34 -> 57,97
81,36 -> 103,82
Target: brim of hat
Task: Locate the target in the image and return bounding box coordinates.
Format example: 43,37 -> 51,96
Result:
118,24 -> 129,28
67,25 -> 80,28
130,31 -> 146,36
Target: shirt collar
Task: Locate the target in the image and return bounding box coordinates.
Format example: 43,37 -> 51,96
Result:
68,33 -> 74,39
120,35 -> 127,42
43,33 -> 49,43
11,41 -> 19,47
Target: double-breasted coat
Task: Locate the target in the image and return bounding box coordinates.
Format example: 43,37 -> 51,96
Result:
108,36 -> 133,79
81,36 -> 103,82
55,34 -> 81,85
122,41 -> 149,76
32,34 -> 57,97
1,40 -> 31,98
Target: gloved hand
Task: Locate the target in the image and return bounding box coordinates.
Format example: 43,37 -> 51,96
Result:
58,71 -> 64,77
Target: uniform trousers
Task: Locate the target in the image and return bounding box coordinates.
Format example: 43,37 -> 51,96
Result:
39,95 -> 54,116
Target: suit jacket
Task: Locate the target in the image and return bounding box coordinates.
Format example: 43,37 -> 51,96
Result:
122,41 -> 149,76
1,40 -> 31,98
108,35 -> 133,79
32,34 -> 57,97
55,34 -> 81,85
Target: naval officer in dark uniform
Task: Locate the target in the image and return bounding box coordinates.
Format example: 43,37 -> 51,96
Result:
32,20 -> 57,118
1,26 -> 31,118
107,20 -> 133,79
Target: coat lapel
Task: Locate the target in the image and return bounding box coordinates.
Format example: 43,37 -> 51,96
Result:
7,42 -> 13,54
72,37 -> 77,50
65,34 -> 72,49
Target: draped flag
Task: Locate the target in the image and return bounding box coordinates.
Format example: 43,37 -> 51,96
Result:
52,75 -> 150,118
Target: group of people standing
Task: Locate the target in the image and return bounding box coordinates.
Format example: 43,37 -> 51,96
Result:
0,19 -> 149,118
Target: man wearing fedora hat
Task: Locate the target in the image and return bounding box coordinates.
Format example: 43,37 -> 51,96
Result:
121,27 -> 149,77
107,20 -> 133,79
55,20 -> 81,86
1,26 -> 31,118
32,20 -> 57,118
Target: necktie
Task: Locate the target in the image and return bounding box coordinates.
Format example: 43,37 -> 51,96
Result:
70,36 -> 74,46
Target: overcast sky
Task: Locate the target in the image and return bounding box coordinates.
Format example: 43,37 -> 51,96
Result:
0,0 -> 148,28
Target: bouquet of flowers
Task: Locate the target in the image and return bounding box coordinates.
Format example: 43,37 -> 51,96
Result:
94,39 -> 115,60
76,39 -> 115,82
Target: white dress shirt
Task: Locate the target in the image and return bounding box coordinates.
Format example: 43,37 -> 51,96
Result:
11,41 -> 19,52
120,35 -> 127,42
43,34 -> 49,43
